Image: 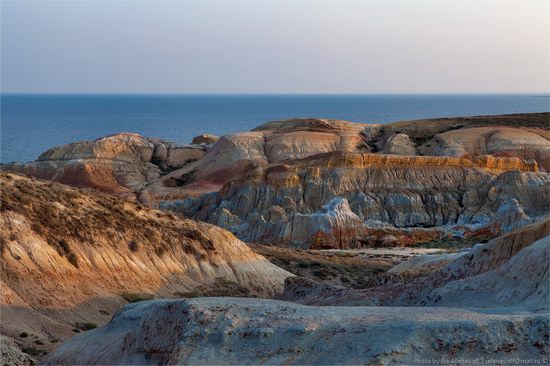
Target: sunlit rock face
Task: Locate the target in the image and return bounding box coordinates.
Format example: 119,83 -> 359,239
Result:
418,126 -> 550,172
0,173 -> 291,351
1,133 -> 207,198
173,151 -> 548,248
3,114 -> 549,248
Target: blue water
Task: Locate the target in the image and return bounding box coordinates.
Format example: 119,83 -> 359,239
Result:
1,94 -> 548,163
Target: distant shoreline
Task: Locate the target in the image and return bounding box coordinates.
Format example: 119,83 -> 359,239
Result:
2,94 -> 548,164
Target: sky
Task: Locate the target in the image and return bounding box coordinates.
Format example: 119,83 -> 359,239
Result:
1,0 -> 549,94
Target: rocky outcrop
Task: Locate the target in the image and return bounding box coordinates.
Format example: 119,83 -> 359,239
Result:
0,174 -> 291,354
283,198 -> 363,249
1,133 -> 207,197
418,127 -> 550,172
285,217 -> 550,308
173,151 -> 548,248
43,298 -> 549,365
0,336 -> 36,365
380,133 -> 416,155
191,134 -> 219,145
493,198 -> 532,233
3,114 -> 549,248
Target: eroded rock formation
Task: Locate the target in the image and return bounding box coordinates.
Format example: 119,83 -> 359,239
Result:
2,113 -> 549,248
175,152 -> 547,248
0,174 -> 291,354
2,133 -> 207,197
43,220 -> 550,365
42,297 -> 548,365
284,217 -> 550,308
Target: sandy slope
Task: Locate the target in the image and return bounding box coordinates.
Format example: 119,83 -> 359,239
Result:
0,174 -> 291,355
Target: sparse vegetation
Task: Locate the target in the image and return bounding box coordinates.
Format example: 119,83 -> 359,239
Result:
128,240 -> 139,252
67,252 -> 79,268
155,246 -> 166,257
58,239 -> 71,254
173,278 -> 252,298
412,236 -> 490,251
248,244 -> 396,289
74,322 -> 97,331
0,173 -> 212,272
21,347 -> 43,357
0,234 -> 6,255
120,292 -> 155,303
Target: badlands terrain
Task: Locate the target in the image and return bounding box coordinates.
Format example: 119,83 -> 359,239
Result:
1,112 -> 549,365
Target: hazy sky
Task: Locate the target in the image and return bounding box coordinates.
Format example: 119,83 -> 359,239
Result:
1,0 -> 549,94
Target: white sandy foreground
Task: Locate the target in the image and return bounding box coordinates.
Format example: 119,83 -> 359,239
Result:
43,297 -> 549,366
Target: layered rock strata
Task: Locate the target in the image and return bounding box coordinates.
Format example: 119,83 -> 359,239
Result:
0,174 -> 291,353
174,152 -> 548,248
2,133 -> 207,197
3,114 -> 549,248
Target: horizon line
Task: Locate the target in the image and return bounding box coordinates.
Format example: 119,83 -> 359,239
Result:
2,92 -> 550,97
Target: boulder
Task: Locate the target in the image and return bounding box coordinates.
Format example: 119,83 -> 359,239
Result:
380,133 -> 416,155
283,197 -> 363,249
191,134 -> 219,145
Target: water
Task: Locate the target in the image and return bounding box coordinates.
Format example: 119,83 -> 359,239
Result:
1,94 -> 548,163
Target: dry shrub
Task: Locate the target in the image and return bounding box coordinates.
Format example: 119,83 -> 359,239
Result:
128,240 -> 139,252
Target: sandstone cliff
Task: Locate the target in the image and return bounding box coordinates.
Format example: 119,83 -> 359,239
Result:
174,152 -> 548,248
0,174 -> 291,356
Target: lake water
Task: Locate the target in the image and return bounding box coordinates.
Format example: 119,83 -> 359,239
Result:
1,94 -> 548,163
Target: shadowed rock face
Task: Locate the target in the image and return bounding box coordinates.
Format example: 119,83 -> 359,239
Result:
2,114 -> 549,248
284,218 -> 550,308
42,297 -> 549,366
0,174 -> 291,353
